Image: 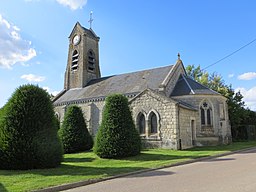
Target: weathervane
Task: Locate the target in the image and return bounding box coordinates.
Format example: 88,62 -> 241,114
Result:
88,11 -> 94,29
177,53 -> 181,60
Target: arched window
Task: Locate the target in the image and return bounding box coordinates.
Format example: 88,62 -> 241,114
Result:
87,50 -> 95,71
150,113 -> 157,134
207,109 -> 211,125
200,101 -> 212,126
200,107 -> 205,125
138,113 -> 145,134
71,50 -> 79,71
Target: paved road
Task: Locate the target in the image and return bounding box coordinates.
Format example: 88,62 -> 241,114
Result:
64,148 -> 256,192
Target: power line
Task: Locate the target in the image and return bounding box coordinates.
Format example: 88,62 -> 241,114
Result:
202,38 -> 256,71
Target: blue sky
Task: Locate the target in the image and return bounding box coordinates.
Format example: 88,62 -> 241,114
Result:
0,0 -> 256,110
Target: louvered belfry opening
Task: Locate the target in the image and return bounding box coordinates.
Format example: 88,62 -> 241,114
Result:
71,50 -> 79,71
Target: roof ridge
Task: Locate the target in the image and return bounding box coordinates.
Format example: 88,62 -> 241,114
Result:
102,65 -> 174,77
184,76 -> 220,95
182,74 -> 195,94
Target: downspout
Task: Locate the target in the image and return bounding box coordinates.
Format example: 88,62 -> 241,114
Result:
177,103 -> 182,150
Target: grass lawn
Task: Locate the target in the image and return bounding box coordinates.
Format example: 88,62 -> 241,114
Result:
1,141 -> 256,192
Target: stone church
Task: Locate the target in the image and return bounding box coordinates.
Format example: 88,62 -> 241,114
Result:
53,22 -> 232,149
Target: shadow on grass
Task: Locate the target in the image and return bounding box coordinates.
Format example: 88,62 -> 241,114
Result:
0,183 -> 8,192
0,153 -> 188,178
64,157 -> 95,163
125,153 -> 194,161
0,164 -> 175,181
0,164 -> 146,177
184,146 -> 229,152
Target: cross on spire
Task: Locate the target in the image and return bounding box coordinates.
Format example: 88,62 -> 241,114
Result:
88,11 -> 94,29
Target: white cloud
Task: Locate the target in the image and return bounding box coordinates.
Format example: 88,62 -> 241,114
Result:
21,74 -> 45,82
235,87 -> 256,111
56,0 -> 87,10
25,0 -> 87,10
0,14 -> 36,69
238,72 -> 256,80
43,86 -> 60,96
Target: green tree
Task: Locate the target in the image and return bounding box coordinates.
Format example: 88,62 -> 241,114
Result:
186,64 -> 204,83
0,84 -> 63,170
242,109 -> 256,125
94,94 -> 141,158
59,105 -> 93,153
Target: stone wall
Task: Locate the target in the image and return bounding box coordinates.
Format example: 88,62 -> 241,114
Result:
178,107 -> 197,149
129,90 -> 179,149
54,100 -> 105,137
172,94 -> 231,143
54,90 -> 231,150
81,101 -> 105,136
55,90 -> 200,150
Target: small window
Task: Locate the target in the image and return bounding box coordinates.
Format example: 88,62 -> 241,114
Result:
138,113 -> 145,134
150,113 -> 157,134
88,50 -> 95,71
71,50 -> 79,71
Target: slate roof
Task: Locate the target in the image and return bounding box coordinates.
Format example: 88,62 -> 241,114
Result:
54,65 -> 174,105
171,75 -> 220,96
172,98 -> 198,111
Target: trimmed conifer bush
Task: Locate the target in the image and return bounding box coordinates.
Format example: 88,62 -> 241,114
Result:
0,84 -> 63,170
59,105 -> 93,153
94,94 -> 141,158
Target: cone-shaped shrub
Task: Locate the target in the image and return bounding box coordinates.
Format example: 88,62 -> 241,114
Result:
94,94 -> 141,158
59,105 -> 93,153
0,84 -> 63,170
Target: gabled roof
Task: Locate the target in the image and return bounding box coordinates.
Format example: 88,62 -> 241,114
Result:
54,65 -> 174,105
170,74 -> 220,96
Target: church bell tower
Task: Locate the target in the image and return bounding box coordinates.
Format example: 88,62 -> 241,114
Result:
64,22 -> 101,90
